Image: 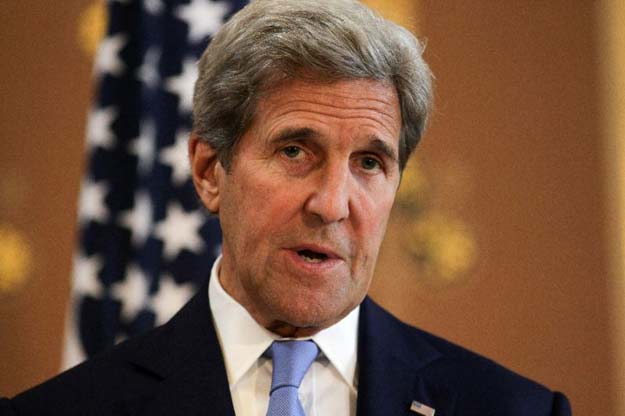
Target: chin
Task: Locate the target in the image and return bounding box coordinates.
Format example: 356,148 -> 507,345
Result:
254,280 -> 364,332
273,296 -> 353,331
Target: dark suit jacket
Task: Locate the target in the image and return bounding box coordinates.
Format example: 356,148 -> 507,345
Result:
1,279 -> 571,415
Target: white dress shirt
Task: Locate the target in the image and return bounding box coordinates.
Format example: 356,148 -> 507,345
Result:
208,256 -> 359,416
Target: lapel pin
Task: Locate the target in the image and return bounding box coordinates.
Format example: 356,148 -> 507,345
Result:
410,400 -> 435,416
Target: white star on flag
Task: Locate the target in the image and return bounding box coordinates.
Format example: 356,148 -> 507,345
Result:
78,178 -> 109,224
111,264 -> 150,321
72,254 -> 104,298
137,47 -> 161,88
154,202 -> 205,259
164,57 -> 198,113
120,191 -> 153,247
129,119 -> 157,175
212,243 -> 222,259
95,33 -> 127,77
87,106 -> 117,150
159,129 -> 191,185
175,0 -> 231,43
144,0 -> 165,15
150,274 -> 195,325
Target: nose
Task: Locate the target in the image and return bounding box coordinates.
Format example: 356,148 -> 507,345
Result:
304,163 -> 350,224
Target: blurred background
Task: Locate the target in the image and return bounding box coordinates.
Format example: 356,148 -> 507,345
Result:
0,1 -> 623,414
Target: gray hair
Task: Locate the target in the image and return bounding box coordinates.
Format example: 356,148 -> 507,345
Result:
192,0 -> 433,171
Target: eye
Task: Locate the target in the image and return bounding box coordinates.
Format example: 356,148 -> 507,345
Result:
281,145 -> 302,159
360,156 -> 382,171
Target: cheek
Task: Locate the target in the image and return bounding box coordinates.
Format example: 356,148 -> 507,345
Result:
353,191 -> 396,267
358,188 -> 396,233
256,178 -> 305,221
226,176 -> 303,241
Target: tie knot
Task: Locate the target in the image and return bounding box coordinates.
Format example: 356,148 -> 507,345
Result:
268,340 -> 319,392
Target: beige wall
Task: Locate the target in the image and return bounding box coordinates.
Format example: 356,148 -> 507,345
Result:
0,1 -> 620,414
0,0 -> 91,395
369,2 -> 615,414
600,0 -> 625,414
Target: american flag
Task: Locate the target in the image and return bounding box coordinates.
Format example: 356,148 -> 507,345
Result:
63,0 -> 248,369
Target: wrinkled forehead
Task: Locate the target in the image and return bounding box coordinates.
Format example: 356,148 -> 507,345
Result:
257,74 -> 399,125
250,76 -> 400,139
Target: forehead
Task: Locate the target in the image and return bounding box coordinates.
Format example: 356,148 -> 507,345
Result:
251,77 -> 402,144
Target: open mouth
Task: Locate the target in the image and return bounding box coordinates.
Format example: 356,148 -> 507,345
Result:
297,249 -> 329,263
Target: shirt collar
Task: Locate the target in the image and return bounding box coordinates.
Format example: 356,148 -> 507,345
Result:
208,256 -> 359,392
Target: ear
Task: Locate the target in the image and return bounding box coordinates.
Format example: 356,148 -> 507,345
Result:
189,132 -> 224,213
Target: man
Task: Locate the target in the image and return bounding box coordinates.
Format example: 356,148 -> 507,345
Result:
1,0 -> 571,415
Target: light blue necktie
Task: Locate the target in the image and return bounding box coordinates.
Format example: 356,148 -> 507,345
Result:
266,340 -> 319,416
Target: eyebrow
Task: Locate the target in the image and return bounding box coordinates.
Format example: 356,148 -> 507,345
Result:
271,127 -> 318,144
368,136 -> 398,164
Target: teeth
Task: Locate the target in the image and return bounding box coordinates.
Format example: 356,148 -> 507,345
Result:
301,253 -> 323,263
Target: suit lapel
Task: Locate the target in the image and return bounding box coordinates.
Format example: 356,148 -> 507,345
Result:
115,284 -> 458,415
356,298 -> 457,416
125,279 -> 236,416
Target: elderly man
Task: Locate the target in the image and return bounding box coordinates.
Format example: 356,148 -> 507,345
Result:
2,0 -> 570,415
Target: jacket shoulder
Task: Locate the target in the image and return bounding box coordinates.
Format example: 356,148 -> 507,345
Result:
5,282 -> 224,416
362,297 -> 571,415
7,325 -> 167,416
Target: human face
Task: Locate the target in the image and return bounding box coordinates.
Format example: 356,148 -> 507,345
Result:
193,78 -> 402,336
